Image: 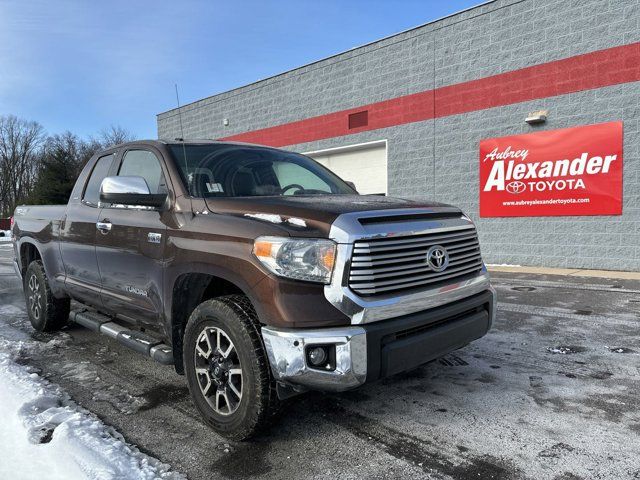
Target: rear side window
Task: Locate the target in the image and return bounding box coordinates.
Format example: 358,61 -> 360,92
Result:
118,150 -> 167,194
83,154 -> 114,206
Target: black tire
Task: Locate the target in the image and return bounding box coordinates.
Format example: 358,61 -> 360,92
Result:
24,260 -> 70,332
183,295 -> 280,441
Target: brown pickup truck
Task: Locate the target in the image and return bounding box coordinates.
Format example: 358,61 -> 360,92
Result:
12,140 -> 495,440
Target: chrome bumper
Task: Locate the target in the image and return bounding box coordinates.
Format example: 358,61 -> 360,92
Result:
261,325 -> 367,391
261,287 -> 496,392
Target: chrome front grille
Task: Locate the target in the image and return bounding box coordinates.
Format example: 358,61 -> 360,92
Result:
348,225 -> 483,296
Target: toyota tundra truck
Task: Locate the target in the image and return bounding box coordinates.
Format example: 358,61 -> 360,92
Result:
12,140 -> 496,440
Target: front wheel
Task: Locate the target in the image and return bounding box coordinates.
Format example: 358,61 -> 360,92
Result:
24,260 -> 70,332
183,295 -> 279,440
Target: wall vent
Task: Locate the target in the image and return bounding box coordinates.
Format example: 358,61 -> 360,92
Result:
348,110 -> 368,129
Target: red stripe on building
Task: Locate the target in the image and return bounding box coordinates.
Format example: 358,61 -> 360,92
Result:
222,42 -> 640,147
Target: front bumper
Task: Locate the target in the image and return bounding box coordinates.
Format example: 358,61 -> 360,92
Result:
261,288 -> 496,392
261,325 -> 367,391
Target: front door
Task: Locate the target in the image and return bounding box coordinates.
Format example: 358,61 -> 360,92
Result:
95,148 -> 169,327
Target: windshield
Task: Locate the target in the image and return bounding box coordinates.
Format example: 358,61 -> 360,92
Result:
169,144 -> 356,198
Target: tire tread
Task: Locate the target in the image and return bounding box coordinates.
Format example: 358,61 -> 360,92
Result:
216,295 -> 282,425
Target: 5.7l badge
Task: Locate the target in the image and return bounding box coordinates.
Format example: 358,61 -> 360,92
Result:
147,232 -> 162,244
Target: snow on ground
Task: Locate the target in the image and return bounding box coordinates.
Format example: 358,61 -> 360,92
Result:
0,326 -> 183,480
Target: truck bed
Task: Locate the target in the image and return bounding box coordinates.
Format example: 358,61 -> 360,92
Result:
13,204 -> 67,240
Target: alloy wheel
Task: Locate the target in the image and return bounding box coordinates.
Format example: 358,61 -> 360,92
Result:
27,274 -> 42,321
194,326 -> 243,416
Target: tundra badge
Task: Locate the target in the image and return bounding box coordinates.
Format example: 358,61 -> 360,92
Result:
126,285 -> 149,297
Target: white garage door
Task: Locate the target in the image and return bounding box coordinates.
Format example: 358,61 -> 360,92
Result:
307,141 -> 387,195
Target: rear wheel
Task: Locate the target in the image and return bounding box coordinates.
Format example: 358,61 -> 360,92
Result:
183,295 -> 279,440
24,260 -> 70,332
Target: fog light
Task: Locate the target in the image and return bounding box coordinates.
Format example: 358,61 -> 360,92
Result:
307,346 -> 328,366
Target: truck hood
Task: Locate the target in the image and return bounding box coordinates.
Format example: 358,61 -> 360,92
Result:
205,195 -> 461,238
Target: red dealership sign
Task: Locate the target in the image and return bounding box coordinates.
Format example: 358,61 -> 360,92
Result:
479,122 -> 623,217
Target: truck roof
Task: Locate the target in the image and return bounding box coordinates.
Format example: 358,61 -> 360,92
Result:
96,139 -> 276,156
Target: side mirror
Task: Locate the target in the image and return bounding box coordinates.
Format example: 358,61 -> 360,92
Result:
345,181 -> 358,192
99,176 -> 167,208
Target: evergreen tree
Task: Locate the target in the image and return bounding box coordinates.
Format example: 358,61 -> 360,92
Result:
30,149 -> 77,204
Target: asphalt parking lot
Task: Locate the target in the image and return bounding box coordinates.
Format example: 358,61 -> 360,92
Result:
1,242 -> 638,480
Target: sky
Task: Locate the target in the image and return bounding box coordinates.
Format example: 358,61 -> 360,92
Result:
0,0 -> 482,139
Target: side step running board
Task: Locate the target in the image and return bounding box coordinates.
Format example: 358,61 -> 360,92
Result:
69,309 -> 174,365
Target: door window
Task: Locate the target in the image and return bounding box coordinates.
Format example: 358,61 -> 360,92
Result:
118,150 -> 167,193
83,154 -> 115,206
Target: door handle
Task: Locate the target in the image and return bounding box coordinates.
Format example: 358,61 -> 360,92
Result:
96,220 -> 112,234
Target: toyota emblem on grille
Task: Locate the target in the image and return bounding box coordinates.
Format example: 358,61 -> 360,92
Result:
427,245 -> 449,272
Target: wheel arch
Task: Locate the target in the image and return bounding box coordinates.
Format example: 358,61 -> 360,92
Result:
19,241 -> 42,277
17,238 -> 67,298
167,265 -> 262,374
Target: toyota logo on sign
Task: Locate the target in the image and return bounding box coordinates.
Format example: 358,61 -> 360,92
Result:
427,245 -> 449,272
506,180 -> 526,194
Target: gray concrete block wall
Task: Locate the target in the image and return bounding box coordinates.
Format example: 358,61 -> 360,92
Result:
433,82 -> 640,271
158,0 -> 640,271
159,0 -> 640,140
434,0 -> 640,87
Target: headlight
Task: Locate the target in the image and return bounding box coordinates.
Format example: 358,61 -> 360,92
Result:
253,236 -> 336,284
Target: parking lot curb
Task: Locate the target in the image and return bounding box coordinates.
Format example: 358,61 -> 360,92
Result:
487,265 -> 640,281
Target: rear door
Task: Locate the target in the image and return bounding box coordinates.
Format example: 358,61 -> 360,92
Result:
95,148 -> 169,327
59,153 -> 117,307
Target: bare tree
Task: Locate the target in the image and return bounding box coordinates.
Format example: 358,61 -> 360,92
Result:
0,115 -> 45,216
0,118 -> 136,213
97,125 -> 136,149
